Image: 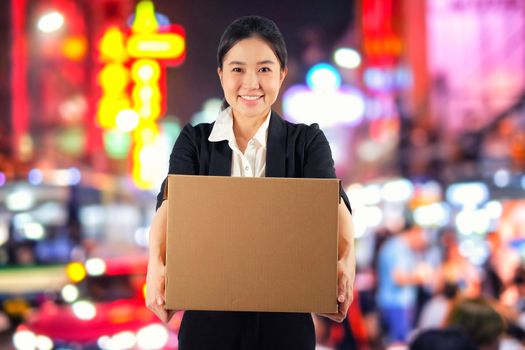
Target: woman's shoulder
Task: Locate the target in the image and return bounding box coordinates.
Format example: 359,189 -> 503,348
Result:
278,116 -> 324,141
182,121 -> 214,133
178,122 -> 215,141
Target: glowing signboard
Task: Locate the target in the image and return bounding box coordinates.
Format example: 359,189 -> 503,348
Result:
95,0 -> 185,189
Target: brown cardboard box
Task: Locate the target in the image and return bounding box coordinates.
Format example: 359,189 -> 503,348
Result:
164,175 -> 340,313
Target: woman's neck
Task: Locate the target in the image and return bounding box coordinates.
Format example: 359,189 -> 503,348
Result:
231,109 -> 269,141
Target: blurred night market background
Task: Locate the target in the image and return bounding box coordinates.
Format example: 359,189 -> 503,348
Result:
0,0 -> 525,349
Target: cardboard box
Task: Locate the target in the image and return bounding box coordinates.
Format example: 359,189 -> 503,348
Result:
164,175 -> 340,313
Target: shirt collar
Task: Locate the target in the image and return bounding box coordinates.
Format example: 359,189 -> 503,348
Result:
208,107 -> 234,143
208,107 -> 271,148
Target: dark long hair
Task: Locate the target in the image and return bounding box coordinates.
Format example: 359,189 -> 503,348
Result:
217,16 -> 288,110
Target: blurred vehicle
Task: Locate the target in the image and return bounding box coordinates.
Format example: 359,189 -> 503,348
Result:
0,264 -> 68,331
0,172 -> 156,332
0,175 -> 154,267
12,256 -> 181,350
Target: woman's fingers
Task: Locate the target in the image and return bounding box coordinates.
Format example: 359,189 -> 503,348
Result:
338,274 -> 347,303
146,262 -> 172,323
318,265 -> 354,323
152,307 -> 165,322
148,299 -> 172,323
318,310 -> 345,323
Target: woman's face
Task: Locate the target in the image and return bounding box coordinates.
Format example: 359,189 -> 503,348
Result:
218,36 -> 287,121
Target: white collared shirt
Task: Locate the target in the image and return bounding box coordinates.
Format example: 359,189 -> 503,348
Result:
208,107 -> 271,177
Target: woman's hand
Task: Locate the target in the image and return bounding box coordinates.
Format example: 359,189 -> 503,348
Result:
146,261 -> 175,323
317,261 -> 354,323
318,202 -> 355,323
145,201 -> 175,323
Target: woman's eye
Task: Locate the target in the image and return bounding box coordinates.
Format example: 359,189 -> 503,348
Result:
259,67 -> 271,73
232,67 -> 242,72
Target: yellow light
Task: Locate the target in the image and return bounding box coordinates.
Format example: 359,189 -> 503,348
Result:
139,104 -> 161,121
131,0 -> 158,34
132,85 -> 161,104
99,26 -> 128,62
67,262 -> 86,283
132,151 -> 152,190
18,134 -> 34,161
135,124 -> 159,143
143,283 -> 147,299
3,298 -> 29,316
132,124 -> 161,189
116,109 -> 140,132
97,96 -> 131,128
62,36 -> 87,61
131,59 -> 160,83
139,86 -> 153,100
137,65 -> 154,81
130,60 -> 162,121
132,88 -> 161,120
127,33 -> 185,59
98,64 -> 130,94
134,143 -> 163,189
132,154 -> 154,189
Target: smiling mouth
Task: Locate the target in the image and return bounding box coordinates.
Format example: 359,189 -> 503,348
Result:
239,95 -> 263,101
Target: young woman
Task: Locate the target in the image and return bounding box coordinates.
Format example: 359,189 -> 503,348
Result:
146,16 -> 355,349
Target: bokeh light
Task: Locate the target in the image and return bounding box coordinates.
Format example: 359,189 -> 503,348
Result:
37,11 -> 64,33
306,63 -> 342,91
334,48 -> 361,69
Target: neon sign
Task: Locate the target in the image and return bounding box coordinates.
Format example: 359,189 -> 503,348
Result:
96,0 -> 186,189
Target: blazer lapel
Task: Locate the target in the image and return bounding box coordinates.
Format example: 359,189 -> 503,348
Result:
266,111 -> 287,177
209,140 -> 232,176
208,111 -> 286,177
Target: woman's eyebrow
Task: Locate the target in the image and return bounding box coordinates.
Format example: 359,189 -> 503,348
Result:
227,60 -> 276,65
257,60 -> 276,65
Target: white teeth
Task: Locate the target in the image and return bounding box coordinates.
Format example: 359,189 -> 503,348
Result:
240,95 -> 261,100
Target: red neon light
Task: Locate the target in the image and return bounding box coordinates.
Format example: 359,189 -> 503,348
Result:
362,0 -> 394,36
362,0 -> 402,66
11,0 -> 29,158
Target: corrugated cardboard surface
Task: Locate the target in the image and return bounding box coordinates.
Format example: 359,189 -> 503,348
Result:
165,175 -> 339,313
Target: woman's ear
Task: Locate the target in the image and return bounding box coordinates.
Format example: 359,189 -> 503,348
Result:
217,67 -> 223,87
279,67 -> 288,86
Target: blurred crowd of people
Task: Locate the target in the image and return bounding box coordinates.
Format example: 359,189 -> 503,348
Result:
313,223 -> 525,350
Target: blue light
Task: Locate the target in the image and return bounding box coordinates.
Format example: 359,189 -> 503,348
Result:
28,169 -> 43,185
68,168 -> 82,186
127,13 -> 171,28
394,66 -> 413,89
364,68 -> 392,91
306,63 -> 342,91
0,172 -> 5,187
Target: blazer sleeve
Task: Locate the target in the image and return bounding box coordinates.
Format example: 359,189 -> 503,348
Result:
155,124 -> 199,210
303,124 -> 352,214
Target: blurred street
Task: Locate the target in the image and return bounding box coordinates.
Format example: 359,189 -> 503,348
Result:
1,0 -> 525,349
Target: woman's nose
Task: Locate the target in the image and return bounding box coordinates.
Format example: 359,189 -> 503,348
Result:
242,70 -> 259,89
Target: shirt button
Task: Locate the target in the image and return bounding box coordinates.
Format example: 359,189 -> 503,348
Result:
244,166 -> 250,172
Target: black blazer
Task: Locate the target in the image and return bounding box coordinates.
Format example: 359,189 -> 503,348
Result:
156,111 -> 351,213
